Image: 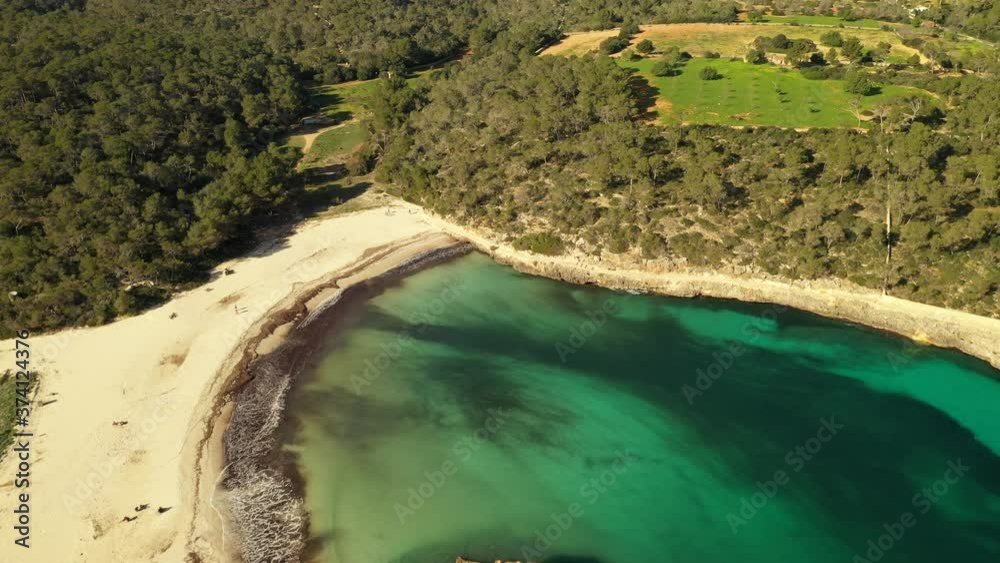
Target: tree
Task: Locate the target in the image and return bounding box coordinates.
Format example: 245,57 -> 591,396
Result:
787,41 -> 817,66
636,39 -> 654,54
746,48 -> 767,64
841,37 -> 868,63
651,46 -> 686,75
844,71 -> 877,96
619,19 -> 640,38
821,31 -> 844,47
599,36 -> 630,55
699,67 -> 722,80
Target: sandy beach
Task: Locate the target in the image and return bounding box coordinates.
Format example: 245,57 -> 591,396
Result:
2,192 -> 999,563
0,193 -> 456,563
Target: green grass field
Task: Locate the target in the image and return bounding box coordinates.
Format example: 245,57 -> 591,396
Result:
621,58 -> 934,128
301,122 -> 368,167
760,15 -> 887,30
310,80 -> 382,122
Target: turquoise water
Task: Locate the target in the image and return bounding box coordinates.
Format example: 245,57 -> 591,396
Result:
285,253 -> 1000,563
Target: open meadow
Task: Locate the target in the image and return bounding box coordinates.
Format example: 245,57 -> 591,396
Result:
621,57 -> 936,128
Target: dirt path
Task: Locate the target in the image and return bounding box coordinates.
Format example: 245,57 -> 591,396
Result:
297,119 -> 359,155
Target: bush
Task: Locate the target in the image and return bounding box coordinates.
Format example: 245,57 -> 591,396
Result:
844,70 -> 877,95
821,31 -> 844,47
699,66 -> 722,80
619,20 -> 640,38
800,65 -> 846,80
635,39 -> 655,54
746,48 -> 767,64
651,60 -> 676,76
703,50 -> 721,59
639,231 -> 668,259
599,36 -> 630,55
514,233 -> 566,255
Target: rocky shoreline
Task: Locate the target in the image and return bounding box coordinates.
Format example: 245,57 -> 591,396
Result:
218,237 -> 470,562
412,205 -> 1000,373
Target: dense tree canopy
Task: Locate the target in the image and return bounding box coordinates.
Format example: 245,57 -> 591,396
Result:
0,3 -> 305,330
376,52 -> 1000,317
2,0 -> 998,331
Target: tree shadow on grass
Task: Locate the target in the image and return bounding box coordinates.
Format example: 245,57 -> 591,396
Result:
624,70 -> 659,121
308,88 -> 353,124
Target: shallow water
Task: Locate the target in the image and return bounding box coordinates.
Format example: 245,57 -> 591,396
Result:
285,253 -> 1000,563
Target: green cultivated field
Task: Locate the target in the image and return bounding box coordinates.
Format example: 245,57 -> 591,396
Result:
621,58 -> 933,128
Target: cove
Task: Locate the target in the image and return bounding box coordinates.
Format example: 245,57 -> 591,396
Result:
282,252 -> 1000,563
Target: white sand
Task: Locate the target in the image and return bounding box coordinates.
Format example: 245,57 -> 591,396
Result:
0,195 -> 445,562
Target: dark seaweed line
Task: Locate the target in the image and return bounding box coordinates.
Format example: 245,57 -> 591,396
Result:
221,242 -> 472,563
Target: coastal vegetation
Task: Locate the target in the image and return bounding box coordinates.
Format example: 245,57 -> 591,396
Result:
2,0 -> 999,331
0,2 -> 306,331
375,46 -> 1000,317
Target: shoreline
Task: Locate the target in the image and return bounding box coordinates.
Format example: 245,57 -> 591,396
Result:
404,202 -> 1000,372
2,195 -> 998,563
211,236 -> 469,563
214,203 -> 1000,562
0,196 -> 455,563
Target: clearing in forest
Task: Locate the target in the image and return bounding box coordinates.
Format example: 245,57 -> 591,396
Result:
542,22 -> 921,62
621,58 -> 935,128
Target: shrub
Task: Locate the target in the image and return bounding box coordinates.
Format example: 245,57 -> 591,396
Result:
639,231 -> 668,259
514,233 -> 565,255
800,65 -> 846,80
599,36 -> 630,55
619,20 -> 640,38
746,48 -> 767,64
699,66 -> 722,80
635,39 -> 655,54
821,31 -> 844,47
844,70 -> 877,95
703,50 -> 721,59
